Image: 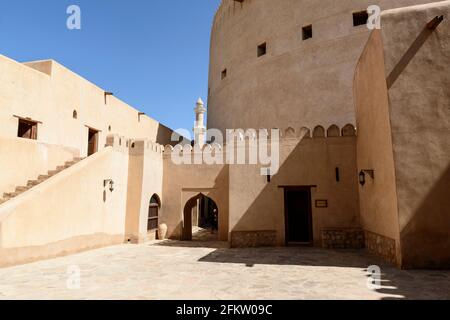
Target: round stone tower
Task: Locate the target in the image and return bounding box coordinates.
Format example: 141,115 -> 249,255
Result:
207,0 -> 435,133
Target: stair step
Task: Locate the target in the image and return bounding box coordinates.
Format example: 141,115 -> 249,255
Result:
3,192 -> 18,199
15,186 -> 29,193
47,170 -> 61,176
27,180 -> 39,187
4,158 -> 84,201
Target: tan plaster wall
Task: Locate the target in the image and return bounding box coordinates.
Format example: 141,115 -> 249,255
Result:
0,55 -> 175,158
125,140 -> 164,243
0,137 -> 79,195
0,144 -> 129,266
208,0 -> 437,133
228,137 -> 360,246
353,30 -> 401,262
162,135 -> 359,246
380,2 -> 450,268
161,151 -> 229,241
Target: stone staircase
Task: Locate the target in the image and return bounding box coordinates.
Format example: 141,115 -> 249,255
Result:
0,157 -> 84,205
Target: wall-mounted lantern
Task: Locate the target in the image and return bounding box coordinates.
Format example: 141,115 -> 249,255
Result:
359,170 -> 375,186
104,179 -> 114,192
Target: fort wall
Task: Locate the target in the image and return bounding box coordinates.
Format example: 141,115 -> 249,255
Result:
0,55 -> 175,158
354,1 -> 450,268
208,0 -> 437,133
162,128 -> 359,246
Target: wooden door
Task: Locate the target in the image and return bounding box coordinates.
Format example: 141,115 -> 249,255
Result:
148,204 -> 159,231
87,129 -> 98,156
284,188 -> 313,245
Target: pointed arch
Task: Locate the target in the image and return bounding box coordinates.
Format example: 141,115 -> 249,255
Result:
182,193 -> 219,241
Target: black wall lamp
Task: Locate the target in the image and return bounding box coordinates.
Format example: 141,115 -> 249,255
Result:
104,179 -> 114,192
359,170 -> 375,186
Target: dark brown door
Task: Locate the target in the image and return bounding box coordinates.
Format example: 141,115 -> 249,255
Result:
87,129 -> 98,156
148,204 -> 159,231
183,205 -> 193,241
284,188 -> 313,245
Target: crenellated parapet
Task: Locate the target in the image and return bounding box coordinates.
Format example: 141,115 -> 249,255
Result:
128,139 -> 164,156
106,135 -> 164,156
162,124 -> 357,158
105,134 -> 128,153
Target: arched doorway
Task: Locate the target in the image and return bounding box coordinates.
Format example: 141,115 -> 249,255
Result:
183,194 -> 219,241
148,194 -> 161,233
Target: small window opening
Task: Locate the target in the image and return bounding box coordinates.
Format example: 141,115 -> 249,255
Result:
353,11 -> 369,27
73,110 -> 78,119
221,69 -> 227,80
335,168 -> 341,182
17,119 -> 38,140
257,42 -> 267,57
303,25 -> 313,40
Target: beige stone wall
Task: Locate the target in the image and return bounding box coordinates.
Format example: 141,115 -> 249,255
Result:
0,137 -> 79,195
381,2 -> 450,268
161,148 -> 229,241
161,133 -> 359,246
0,54 -> 175,265
0,55 -> 175,158
208,0 -> 437,133
228,135 -> 360,246
354,1 -> 450,268
125,140 -> 164,243
353,30 -> 401,265
0,142 -> 129,267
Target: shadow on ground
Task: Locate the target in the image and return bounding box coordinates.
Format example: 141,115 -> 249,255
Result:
154,239 -> 450,300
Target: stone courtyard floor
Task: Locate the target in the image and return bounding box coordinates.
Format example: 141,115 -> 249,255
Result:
0,240 -> 449,300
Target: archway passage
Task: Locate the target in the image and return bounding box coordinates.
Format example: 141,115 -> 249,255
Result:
183,194 -> 219,241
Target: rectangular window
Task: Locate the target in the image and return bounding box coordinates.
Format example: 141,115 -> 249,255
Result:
353,11 -> 369,27
221,68 -> 227,80
257,42 -> 267,57
302,25 -> 313,40
17,119 -> 38,140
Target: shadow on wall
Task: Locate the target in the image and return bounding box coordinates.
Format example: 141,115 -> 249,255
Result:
230,131 -> 359,247
156,123 -> 185,147
167,165 -> 230,241
386,16 -> 444,89
400,164 -> 450,269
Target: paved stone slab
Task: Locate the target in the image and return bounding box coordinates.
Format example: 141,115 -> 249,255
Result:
0,241 -> 449,300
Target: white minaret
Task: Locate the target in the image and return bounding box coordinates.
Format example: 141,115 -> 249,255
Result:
193,97 -> 207,147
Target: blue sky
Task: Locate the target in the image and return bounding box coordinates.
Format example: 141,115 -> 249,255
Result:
0,0 -> 221,131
